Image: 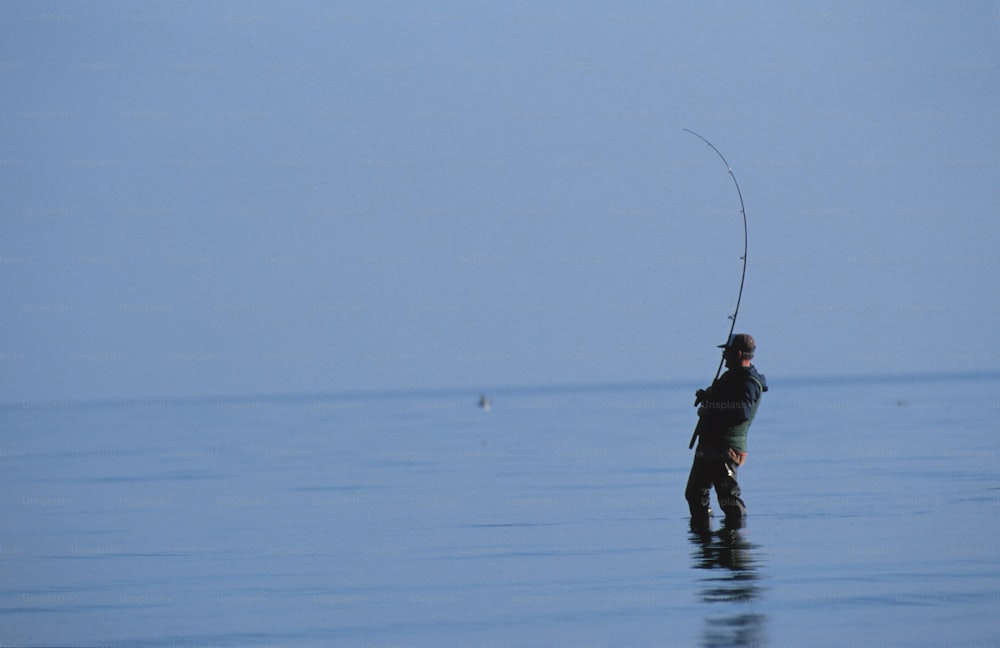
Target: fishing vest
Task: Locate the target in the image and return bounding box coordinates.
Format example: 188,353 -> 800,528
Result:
722,374 -> 764,454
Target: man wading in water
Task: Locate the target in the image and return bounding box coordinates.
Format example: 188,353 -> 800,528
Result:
685,333 -> 768,526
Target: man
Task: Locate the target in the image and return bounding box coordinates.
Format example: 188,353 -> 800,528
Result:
685,333 -> 768,525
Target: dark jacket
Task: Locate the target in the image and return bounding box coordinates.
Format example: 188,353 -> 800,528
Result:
695,365 -> 767,454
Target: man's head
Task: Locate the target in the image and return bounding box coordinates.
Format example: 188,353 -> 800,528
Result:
719,333 -> 755,368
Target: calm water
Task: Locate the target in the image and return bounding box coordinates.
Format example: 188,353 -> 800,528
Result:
2,374 -> 999,647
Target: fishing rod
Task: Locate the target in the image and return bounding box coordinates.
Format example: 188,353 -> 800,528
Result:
683,129 -> 748,449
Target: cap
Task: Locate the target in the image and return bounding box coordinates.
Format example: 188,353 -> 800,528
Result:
718,333 -> 755,356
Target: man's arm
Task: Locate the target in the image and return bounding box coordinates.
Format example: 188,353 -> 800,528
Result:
737,378 -> 762,421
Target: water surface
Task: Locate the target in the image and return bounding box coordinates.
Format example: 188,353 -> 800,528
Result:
2,374 -> 998,646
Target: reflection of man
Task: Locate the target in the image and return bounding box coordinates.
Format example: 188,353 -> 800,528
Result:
685,333 -> 767,524
689,520 -> 756,592
689,520 -> 767,647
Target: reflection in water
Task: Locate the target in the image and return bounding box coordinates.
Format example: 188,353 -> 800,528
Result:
689,518 -> 767,648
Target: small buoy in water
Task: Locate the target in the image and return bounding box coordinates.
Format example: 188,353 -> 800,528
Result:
478,394 -> 491,412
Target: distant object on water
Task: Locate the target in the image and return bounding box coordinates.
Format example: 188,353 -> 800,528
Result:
478,394 -> 491,412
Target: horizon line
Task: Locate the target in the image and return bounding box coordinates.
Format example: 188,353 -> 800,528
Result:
3,369 -> 999,412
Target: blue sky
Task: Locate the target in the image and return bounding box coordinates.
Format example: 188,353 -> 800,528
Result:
2,1 -> 998,402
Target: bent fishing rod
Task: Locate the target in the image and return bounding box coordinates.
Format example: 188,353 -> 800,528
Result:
683,129 -> 748,449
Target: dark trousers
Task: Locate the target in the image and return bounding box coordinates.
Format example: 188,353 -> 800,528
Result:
685,447 -> 746,520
